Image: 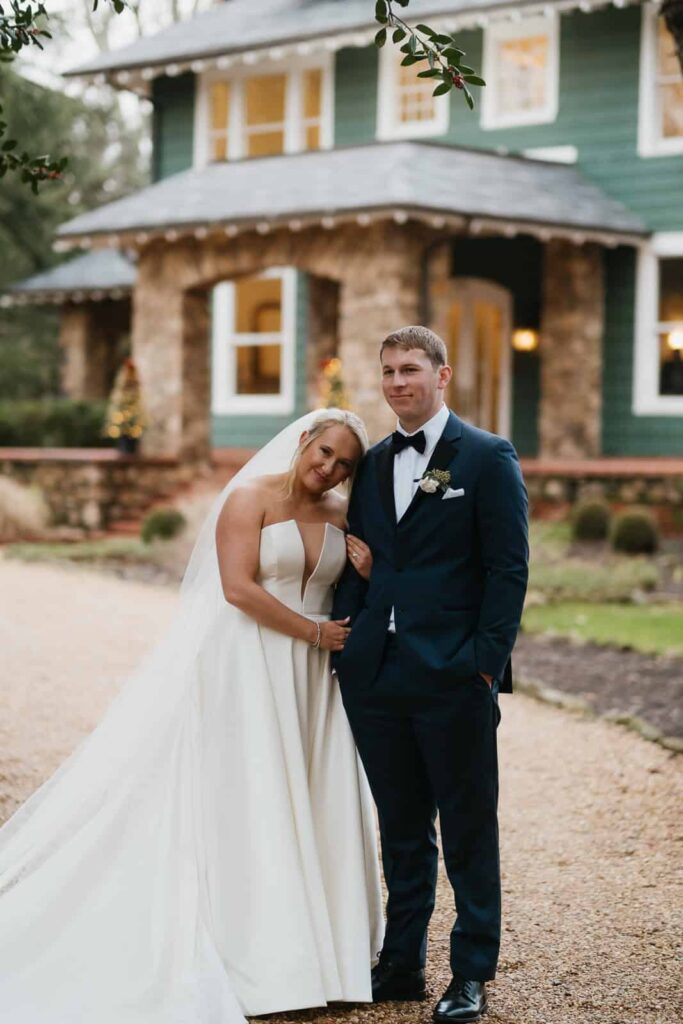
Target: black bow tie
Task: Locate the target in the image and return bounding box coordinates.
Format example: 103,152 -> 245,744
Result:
391,429 -> 426,455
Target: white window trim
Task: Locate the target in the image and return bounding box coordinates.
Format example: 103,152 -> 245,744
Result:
211,267 -> 297,415
194,54 -> 334,169
633,232 -> 683,416
481,13 -> 559,131
376,44 -> 450,141
523,144 -> 577,164
637,6 -> 683,158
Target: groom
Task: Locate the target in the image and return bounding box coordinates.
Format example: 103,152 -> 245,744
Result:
332,326 -> 528,1023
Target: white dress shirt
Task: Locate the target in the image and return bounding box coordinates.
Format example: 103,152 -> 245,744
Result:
388,403 -> 450,632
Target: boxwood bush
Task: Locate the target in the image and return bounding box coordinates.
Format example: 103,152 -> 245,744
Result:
0,399 -> 110,447
611,509 -> 660,555
141,508 -> 187,545
571,498 -> 611,542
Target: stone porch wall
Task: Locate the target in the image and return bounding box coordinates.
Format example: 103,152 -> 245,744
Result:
0,450 -> 197,532
131,220 -> 436,457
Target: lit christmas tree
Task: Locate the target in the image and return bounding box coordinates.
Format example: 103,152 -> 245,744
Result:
105,358 -> 146,454
318,357 -> 349,409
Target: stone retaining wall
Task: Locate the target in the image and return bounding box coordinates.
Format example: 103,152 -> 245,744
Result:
0,450 -> 198,532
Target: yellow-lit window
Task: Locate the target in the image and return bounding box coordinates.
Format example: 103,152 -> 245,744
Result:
657,256 -> 683,396
656,20 -> 683,141
302,67 -> 323,149
234,275 -> 283,395
396,59 -> 437,125
210,81 -> 230,161
496,35 -> 549,117
244,74 -> 286,157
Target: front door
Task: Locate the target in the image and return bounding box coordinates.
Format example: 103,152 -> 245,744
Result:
444,279 -> 512,437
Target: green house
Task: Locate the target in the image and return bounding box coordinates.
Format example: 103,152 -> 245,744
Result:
7,0 -> 683,466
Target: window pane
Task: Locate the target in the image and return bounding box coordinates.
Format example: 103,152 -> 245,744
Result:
303,68 -> 322,120
497,34 -> 548,115
236,344 -> 282,394
235,276 -> 282,334
211,82 -> 230,131
247,130 -> 286,157
397,61 -> 436,123
305,124 -> 321,149
659,257 -> 683,321
245,74 -> 286,126
211,134 -> 228,161
660,81 -> 683,139
658,19 -> 680,78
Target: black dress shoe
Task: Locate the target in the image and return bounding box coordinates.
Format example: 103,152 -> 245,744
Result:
371,960 -> 426,1002
433,975 -> 487,1022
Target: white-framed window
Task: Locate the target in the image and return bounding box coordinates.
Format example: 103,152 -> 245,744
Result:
638,7 -> 683,158
211,267 -> 297,415
633,233 -> 683,415
376,44 -> 449,140
194,56 -> 333,167
481,14 -> 559,130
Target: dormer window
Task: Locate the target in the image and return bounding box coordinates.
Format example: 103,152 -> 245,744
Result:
377,45 -> 449,140
196,57 -> 332,166
481,14 -> 559,130
638,10 -> 683,157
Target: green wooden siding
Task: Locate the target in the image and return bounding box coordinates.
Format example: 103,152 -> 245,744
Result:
335,46 -> 378,147
602,247 -> 683,455
152,73 -> 195,182
452,237 -> 542,455
211,271 -> 310,448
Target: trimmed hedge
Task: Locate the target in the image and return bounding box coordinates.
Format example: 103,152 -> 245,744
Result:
611,509 -> 660,555
571,498 -> 611,542
141,508 -> 187,545
0,399 -> 110,447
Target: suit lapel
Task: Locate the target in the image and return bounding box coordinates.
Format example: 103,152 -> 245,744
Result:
373,436 -> 397,529
397,410 -> 464,529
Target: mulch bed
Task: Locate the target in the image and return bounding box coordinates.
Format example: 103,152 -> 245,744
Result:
513,632 -> 683,741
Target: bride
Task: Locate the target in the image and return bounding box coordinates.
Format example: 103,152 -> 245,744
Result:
0,408 -> 384,1024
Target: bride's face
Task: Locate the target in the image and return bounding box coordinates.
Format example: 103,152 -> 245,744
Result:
297,425 -> 361,495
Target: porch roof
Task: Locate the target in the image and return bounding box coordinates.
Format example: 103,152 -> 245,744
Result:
55,142 -> 647,251
65,0 -> 596,87
0,250 -> 136,307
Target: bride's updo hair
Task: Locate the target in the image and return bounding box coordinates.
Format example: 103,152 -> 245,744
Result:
283,408 -> 369,498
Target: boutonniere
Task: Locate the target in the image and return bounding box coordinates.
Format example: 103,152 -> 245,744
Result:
414,468 -> 451,494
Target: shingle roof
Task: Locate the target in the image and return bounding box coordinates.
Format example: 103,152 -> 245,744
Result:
55,142 -> 647,246
66,0 -> 566,78
2,250 -> 136,304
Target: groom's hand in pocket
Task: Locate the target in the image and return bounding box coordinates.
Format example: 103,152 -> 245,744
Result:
345,534 -> 373,580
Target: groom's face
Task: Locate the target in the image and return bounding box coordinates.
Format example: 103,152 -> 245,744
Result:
381,346 -> 449,428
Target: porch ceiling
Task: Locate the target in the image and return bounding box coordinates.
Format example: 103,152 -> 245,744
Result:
55,142 -> 647,252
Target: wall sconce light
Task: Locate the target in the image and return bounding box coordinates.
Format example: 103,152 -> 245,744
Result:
512,328 -> 539,352
666,328 -> 683,352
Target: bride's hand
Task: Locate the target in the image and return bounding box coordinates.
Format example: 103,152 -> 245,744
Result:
318,617 -> 351,652
346,534 -> 372,580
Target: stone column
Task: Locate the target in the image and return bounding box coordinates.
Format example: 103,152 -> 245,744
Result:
539,241 -> 604,459
307,276 -> 340,408
59,300 -> 131,399
337,222 -> 425,442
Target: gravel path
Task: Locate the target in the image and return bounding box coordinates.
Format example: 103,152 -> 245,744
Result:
0,559 -> 681,1024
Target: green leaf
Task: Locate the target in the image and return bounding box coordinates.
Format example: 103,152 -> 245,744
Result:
444,47 -> 466,63
392,27 -> 406,43
463,75 -> 486,86
458,65 -> 476,75
375,27 -> 387,47
375,0 -> 388,23
394,0 -> 410,6
417,68 -> 442,79
464,87 -> 474,110
432,34 -> 453,46
433,81 -> 452,96
400,54 -> 421,66
409,34 -> 418,54
2,138 -> 17,151
416,24 -> 436,37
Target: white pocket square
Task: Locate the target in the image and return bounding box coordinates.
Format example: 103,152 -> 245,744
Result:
442,487 -> 465,500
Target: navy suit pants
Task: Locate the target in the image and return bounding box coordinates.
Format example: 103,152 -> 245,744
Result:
341,633 -> 501,982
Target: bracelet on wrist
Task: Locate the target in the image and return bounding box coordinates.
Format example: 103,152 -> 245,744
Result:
310,621 -> 321,649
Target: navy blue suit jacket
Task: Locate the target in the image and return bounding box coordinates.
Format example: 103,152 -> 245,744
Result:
331,410 -> 529,695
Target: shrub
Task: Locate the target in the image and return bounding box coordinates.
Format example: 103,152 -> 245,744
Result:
0,476 -> 50,541
611,509 -> 659,555
141,508 -> 187,545
571,498 -> 611,542
0,399 -> 110,447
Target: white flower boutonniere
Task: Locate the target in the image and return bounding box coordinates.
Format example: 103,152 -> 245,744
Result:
415,468 -> 451,495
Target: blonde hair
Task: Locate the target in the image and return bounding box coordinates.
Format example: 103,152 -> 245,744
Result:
283,409 -> 369,499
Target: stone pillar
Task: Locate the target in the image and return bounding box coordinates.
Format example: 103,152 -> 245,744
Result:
132,243 -> 210,460
59,300 -> 131,399
337,222 -> 425,443
539,241 -> 604,458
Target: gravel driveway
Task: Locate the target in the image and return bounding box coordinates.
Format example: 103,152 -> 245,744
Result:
0,559 -> 681,1024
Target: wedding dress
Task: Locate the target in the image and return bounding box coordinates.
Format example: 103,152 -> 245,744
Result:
0,412 -> 384,1024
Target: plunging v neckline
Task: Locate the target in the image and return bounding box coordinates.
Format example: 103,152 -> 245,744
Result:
261,519 -> 343,603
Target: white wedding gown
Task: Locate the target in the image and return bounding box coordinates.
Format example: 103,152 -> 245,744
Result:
0,517 -> 384,1023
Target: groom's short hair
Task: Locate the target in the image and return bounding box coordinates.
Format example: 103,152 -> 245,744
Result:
380,326 -> 447,370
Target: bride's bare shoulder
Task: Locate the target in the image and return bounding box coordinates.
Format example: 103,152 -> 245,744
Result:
324,490 -> 349,530
218,475 -> 285,525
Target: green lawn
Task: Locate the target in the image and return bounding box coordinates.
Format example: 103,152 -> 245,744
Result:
522,602 -> 683,657
5,537 -> 148,563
